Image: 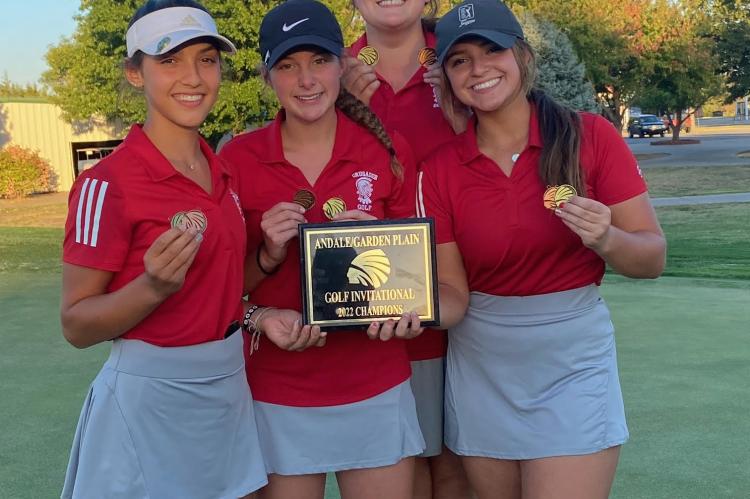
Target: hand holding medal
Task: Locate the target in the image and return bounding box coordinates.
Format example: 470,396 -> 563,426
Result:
550,187 -> 613,252
260,197 -> 309,265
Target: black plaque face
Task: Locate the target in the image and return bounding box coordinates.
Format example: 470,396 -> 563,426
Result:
299,218 -> 439,329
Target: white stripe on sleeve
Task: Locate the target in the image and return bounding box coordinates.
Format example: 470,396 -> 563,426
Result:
90,181 -> 109,248
416,171 -> 426,218
75,178 -> 91,244
82,179 -> 98,246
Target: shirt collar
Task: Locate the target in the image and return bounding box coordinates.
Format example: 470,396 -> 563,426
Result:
259,108 -> 363,165
124,124 -> 230,183
457,103 -> 542,164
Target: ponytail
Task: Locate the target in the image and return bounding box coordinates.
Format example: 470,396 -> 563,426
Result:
335,88 -> 404,181
529,89 -> 585,195
511,40 -> 585,195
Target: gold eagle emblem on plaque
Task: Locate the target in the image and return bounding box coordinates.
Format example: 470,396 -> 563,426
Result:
347,249 -> 391,288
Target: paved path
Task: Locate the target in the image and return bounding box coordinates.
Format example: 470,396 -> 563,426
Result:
651,192 -> 750,207
627,133 -> 750,167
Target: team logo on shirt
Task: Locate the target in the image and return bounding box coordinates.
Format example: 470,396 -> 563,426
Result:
74,177 -> 109,248
229,189 -> 245,221
347,249 -> 391,288
352,171 -> 378,211
170,209 -> 208,233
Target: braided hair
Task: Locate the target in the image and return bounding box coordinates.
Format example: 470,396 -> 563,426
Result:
335,88 -> 403,181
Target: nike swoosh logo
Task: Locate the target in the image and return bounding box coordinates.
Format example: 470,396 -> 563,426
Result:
282,18 -> 309,31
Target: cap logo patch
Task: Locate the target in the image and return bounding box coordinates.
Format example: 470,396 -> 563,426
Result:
180,14 -> 201,27
458,4 -> 475,27
282,18 -> 310,32
156,36 -> 172,53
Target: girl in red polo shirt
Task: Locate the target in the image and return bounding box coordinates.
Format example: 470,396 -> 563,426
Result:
343,2 -> 471,497
417,1 -> 667,498
219,1 -> 425,498
59,1 -> 268,497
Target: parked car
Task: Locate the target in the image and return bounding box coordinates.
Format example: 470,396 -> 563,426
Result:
627,114 -> 669,138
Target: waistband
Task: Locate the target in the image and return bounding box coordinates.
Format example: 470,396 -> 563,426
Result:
105,327 -> 244,379
466,285 -> 602,323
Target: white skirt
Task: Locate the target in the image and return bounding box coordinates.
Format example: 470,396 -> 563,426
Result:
445,286 -> 629,460
61,330 -> 267,499
253,380 -> 425,475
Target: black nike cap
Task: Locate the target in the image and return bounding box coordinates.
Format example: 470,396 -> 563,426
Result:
259,0 -> 344,68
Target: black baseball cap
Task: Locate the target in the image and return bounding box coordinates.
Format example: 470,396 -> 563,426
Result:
259,0 -> 344,68
435,0 -> 524,65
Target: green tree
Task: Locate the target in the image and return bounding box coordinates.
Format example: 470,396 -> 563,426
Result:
43,0 -> 363,146
711,0 -> 750,101
634,0 -> 723,140
0,73 -> 49,99
514,0 -> 641,129
516,9 -> 598,112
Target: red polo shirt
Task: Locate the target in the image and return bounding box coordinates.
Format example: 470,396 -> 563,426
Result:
63,125 -> 247,346
220,109 -> 416,407
350,30 -> 455,360
418,108 -> 648,295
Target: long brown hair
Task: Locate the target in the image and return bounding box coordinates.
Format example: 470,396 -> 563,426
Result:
441,38 -> 585,195
336,88 -> 403,181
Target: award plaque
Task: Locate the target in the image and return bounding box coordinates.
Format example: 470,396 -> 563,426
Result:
299,218 -> 439,329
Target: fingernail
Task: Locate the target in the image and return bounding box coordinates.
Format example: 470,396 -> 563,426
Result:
558,202 -> 566,209
195,233 -> 203,243
554,208 -> 562,216
371,321 -> 378,328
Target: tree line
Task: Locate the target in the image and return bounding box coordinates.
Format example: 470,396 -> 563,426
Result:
23,0 -> 750,144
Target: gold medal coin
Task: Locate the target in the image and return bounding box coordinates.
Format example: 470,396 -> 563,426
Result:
542,184 -> 578,210
357,45 -> 379,66
170,209 -> 208,233
293,189 -> 316,210
323,197 -> 347,220
418,47 -> 437,67
554,184 -> 577,205
543,186 -> 558,210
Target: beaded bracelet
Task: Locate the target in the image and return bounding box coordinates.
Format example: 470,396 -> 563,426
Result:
245,306 -> 276,355
242,304 -> 260,333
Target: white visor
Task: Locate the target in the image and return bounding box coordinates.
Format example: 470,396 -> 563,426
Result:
126,6 -> 237,58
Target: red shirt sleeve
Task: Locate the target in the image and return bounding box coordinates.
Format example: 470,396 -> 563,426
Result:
384,132 -> 417,220
63,172 -> 131,272
584,114 -> 648,205
417,156 -> 455,244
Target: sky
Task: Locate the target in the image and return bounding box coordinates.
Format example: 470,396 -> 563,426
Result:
0,0 -> 80,85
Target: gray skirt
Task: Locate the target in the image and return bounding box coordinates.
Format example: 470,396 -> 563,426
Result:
61,331 -> 267,499
410,358 -> 445,458
253,380 -> 425,475
445,286 -> 629,460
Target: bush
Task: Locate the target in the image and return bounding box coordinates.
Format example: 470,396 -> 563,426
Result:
0,145 -> 54,199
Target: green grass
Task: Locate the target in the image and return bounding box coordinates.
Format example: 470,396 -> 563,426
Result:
2,274 -> 748,498
602,276 -> 750,499
643,165 -> 750,198
0,227 -> 63,273
656,203 -> 750,280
